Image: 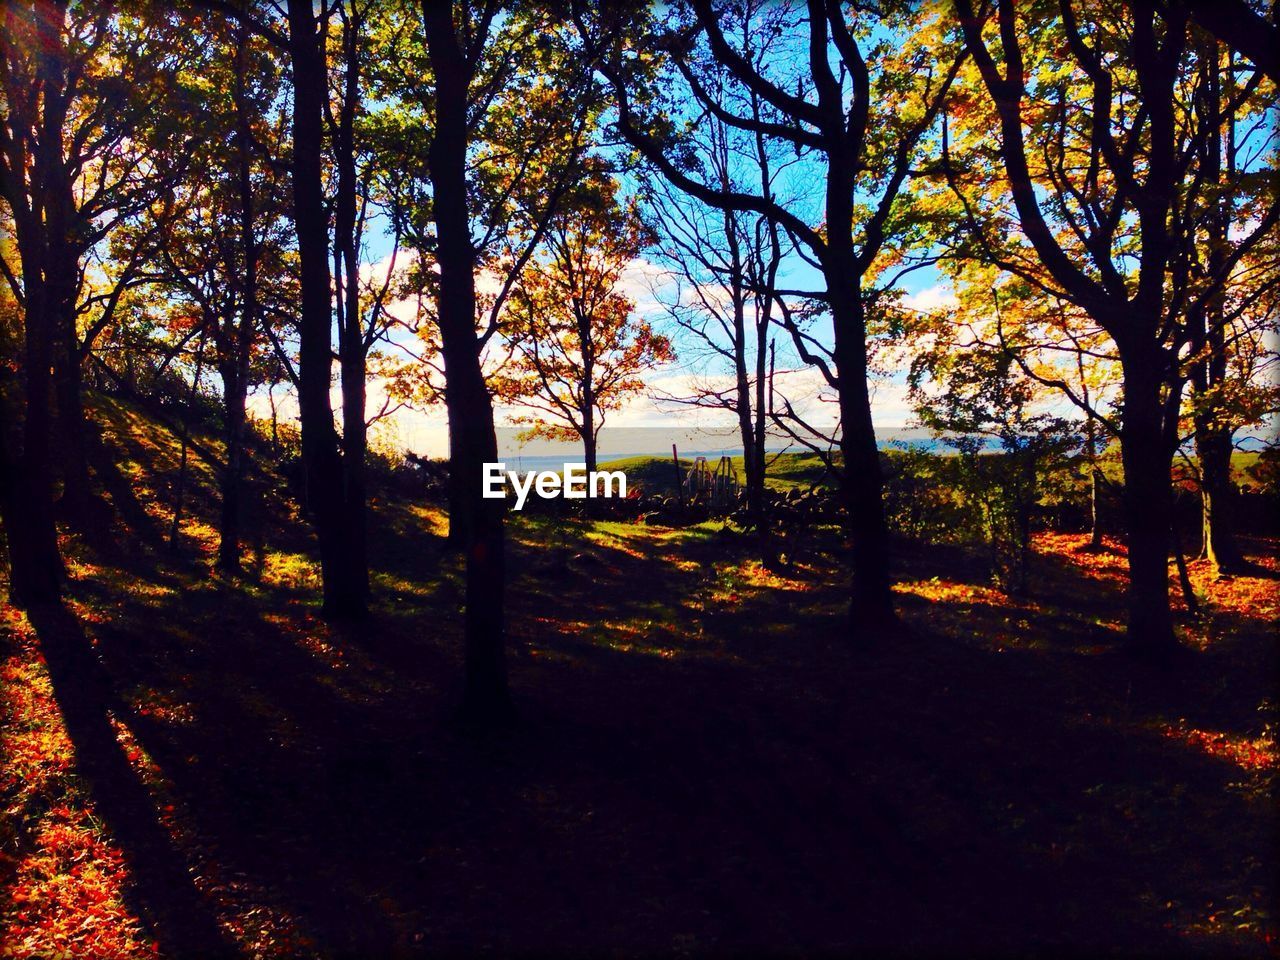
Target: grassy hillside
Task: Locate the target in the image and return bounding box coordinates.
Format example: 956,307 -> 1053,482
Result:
0,395 -> 1275,957
604,446 -> 1275,501
599,450 -> 837,496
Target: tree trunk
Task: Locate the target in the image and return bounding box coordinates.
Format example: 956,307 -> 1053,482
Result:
582,418 -> 598,523
1191,38 -> 1246,576
1171,515 -> 1200,617
0,0 -> 67,603
722,199 -> 765,552
339,347 -> 368,593
0,457 -> 64,606
734,367 -> 755,493
286,0 -> 364,618
423,0 -> 512,724
2,277 -> 64,604
1197,426 -> 1243,574
580,314 -> 597,481
170,329 -> 207,551
1,356 -> 63,607
733,320 -> 772,563
219,21 -> 258,574
40,50 -> 94,525
1082,410 -> 1104,549
3,200 -> 63,603
1089,466 -> 1104,549
335,7 -> 369,601
445,459 -> 469,547
825,156 -> 896,635
751,142 -> 780,569
582,411 -> 597,477
218,369 -> 248,570
748,295 -> 776,567
1118,355 -> 1177,656
729,280 -> 761,538
830,291 -> 896,634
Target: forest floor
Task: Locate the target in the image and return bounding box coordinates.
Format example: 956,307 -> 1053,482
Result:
0,396 -> 1276,958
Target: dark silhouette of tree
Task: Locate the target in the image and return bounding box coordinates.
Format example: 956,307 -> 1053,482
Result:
152,7 -> 292,571
948,0 -> 1280,653
1181,0 -> 1280,85
284,0 -> 367,618
0,0 -> 190,598
418,0 -> 512,720
363,0 -> 602,721
644,42 -> 793,568
581,0 -> 964,638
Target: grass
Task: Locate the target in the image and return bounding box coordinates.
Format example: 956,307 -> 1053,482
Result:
0,395 -> 1276,958
599,450 -> 835,495
604,447 -> 1267,498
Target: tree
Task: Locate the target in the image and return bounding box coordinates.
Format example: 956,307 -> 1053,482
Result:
500,172 -> 671,475
1182,38 -> 1279,575
583,0 -> 965,637
0,1 -> 195,599
331,0 -> 401,606
903,264 -> 1126,552
1181,0 -> 1280,85
907,291 -> 1080,594
186,0 -> 405,612
418,0 -> 514,719
365,0 -> 603,720
1,2 -> 193,533
0,2 -> 68,603
155,6 -> 291,570
644,44 -> 796,566
280,0 -> 369,617
947,0 -> 1280,654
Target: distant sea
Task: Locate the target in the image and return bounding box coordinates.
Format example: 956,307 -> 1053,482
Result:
494,440 -> 949,474
491,433 -> 1270,473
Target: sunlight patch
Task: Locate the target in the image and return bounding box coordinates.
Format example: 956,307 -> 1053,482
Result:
1163,723 -> 1277,772
1,632 -> 152,958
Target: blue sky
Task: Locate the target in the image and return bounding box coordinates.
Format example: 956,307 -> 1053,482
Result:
250,5 -> 987,457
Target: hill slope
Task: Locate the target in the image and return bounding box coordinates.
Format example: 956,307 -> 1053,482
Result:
0,395 -> 1275,957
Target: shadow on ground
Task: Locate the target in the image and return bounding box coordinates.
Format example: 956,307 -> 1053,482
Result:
3,405 -> 1275,957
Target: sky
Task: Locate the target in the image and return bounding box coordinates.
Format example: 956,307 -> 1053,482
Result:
244,242 -> 955,460
248,4 -> 980,461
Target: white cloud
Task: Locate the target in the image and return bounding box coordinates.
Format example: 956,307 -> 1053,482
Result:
244,254 -> 924,458
901,284 -> 959,314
